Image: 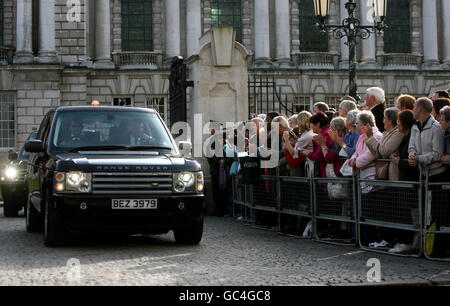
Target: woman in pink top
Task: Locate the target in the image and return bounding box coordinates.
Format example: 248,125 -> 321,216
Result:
350,111 -> 383,169
307,112 -> 333,178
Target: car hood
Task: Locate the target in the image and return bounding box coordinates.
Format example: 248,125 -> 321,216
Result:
53,152 -> 201,172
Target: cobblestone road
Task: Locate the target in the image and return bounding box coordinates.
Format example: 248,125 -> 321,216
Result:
0,209 -> 449,286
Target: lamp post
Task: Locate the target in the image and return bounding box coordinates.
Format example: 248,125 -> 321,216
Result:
313,0 -> 388,102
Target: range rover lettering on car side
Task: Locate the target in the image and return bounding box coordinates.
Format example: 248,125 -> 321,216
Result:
24,106 -> 204,247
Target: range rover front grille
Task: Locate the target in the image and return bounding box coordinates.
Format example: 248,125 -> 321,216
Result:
92,172 -> 173,195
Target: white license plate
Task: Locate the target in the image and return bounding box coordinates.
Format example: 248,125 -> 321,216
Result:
112,199 -> 158,210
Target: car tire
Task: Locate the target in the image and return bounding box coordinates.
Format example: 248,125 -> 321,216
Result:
26,194 -> 43,233
43,194 -> 66,247
3,193 -> 19,218
173,217 -> 204,245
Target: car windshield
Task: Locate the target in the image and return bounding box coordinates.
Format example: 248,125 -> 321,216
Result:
50,110 -> 174,152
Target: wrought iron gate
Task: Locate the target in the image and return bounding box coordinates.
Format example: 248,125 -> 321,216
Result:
248,75 -> 294,119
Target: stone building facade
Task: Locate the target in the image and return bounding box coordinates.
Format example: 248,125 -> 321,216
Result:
0,0 -> 449,158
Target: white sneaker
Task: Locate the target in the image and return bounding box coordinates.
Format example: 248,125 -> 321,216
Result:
369,240 -> 389,248
389,243 -> 411,253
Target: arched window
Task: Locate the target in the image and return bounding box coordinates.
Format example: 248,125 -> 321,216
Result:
211,0 -> 242,43
121,0 -> 153,51
384,0 -> 411,53
298,0 -> 328,52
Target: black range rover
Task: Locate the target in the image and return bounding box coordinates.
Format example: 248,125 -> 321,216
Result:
25,106 -> 204,247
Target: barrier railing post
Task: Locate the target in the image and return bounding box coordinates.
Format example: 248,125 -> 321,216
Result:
353,170 -> 359,246
276,167 -> 281,232
310,163 -> 318,240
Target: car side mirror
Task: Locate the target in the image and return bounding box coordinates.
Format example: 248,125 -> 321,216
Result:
24,140 -> 45,153
8,151 -> 18,161
178,141 -> 192,156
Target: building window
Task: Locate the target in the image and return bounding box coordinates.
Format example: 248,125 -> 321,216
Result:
0,0 -> 3,46
384,0 -> 411,53
293,96 -> 312,113
146,96 -> 167,123
113,97 -> 133,107
325,95 -> 342,111
0,93 -> 15,149
211,0 -> 242,43
298,0 -> 328,52
121,0 -> 153,51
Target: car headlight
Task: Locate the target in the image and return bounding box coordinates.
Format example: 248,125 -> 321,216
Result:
5,167 -> 18,181
55,171 -> 92,193
173,171 -> 198,193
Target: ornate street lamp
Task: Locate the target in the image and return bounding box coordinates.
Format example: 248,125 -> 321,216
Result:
313,0 -> 388,101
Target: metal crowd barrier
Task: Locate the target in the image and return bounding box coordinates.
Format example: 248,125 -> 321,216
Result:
357,163 -> 423,258
230,159 -> 449,260
279,172 -> 314,238
313,170 -> 358,246
423,170 -> 450,262
231,174 -> 252,223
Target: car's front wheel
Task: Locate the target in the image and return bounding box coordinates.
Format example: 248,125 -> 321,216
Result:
44,193 -> 66,247
3,193 -> 19,218
173,217 -> 204,245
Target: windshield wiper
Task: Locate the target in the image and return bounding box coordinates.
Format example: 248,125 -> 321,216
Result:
71,145 -> 128,152
125,146 -> 173,151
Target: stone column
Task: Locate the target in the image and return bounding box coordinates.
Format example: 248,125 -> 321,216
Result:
38,0 -> 58,63
275,0 -> 291,67
360,0 -> 376,68
13,0 -> 33,64
186,0 -> 202,57
422,0 -> 440,68
165,0 -> 181,59
441,0 -> 450,68
95,0 -> 114,68
254,0 -> 271,66
339,0 -> 349,67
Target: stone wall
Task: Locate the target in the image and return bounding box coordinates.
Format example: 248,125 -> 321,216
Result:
3,0 -> 15,47
14,68 -> 61,146
111,0 -> 121,52
55,0 -> 87,64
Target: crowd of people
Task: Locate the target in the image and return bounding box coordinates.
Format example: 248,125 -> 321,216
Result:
208,88 -> 450,257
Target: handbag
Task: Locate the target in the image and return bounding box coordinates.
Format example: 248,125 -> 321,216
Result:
339,147 -> 349,158
326,164 -> 347,200
230,160 -> 241,176
340,159 -> 353,177
360,164 -> 376,194
375,160 -> 389,180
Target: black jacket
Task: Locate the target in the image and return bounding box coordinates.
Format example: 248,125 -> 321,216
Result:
398,132 -> 420,181
371,103 -> 386,133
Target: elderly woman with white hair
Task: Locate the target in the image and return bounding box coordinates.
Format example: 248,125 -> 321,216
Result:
324,117 -> 348,174
349,111 -> 383,170
329,110 -> 360,159
339,100 -> 358,118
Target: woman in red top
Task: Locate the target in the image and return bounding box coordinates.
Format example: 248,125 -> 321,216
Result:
307,112 -> 333,178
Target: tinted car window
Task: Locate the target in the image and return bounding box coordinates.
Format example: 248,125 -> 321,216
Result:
50,111 -> 174,151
